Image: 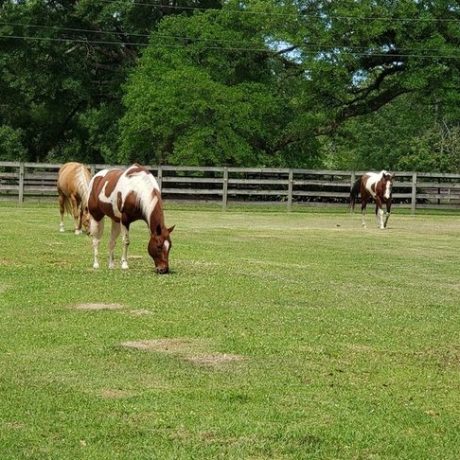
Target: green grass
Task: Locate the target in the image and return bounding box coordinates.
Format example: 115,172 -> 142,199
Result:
0,203 -> 459,459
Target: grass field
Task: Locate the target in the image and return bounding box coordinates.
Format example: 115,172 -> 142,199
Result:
0,203 -> 459,459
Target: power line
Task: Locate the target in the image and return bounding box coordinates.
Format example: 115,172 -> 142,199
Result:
0,21 -> 457,56
95,0 -> 460,23
1,33 -> 460,60
0,23 -> 459,56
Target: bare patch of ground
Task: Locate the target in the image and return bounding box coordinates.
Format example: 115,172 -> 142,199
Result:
121,338 -> 245,367
121,338 -> 209,354
74,303 -> 125,311
186,353 -> 245,366
99,389 -> 135,399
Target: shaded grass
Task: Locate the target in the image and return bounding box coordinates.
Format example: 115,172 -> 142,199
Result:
0,204 -> 459,459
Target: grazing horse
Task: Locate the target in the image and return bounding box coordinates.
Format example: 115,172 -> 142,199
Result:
350,170 -> 394,229
87,164 -> 174,274
57,162 -> 92,234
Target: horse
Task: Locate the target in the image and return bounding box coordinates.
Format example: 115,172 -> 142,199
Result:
87,164 -> 174,274
57,162 -> 92,234
350,170 -> 394,229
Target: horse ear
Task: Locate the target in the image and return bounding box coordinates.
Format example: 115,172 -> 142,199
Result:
168,225 -> 175,234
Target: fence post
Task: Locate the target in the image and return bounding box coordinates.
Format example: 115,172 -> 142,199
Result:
222,167 -> 228,211
350,171 -> 356,188
157,166 -> 163,189
18,162 -> 25,205
287,169 -> 293,211
411,172 -> 417,214
90,164 -> 96,176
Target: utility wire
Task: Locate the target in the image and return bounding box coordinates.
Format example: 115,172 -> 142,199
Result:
1,33 -> 459,60
0,23 -> 459,56
95,0 -> 460,23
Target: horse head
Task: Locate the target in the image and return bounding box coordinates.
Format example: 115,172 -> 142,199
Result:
381,171 -> 394,200
148,224 -> 175,274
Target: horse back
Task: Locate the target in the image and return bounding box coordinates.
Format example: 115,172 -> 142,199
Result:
57,162 -> 91,197
88,169 -> 124,221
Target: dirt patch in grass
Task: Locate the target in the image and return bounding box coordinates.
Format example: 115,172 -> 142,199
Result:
186,353 -> 245,366
121,338 -> 245,367
99,389 -> 135,399
74,303 -> 125,311
121,338 -> 209,354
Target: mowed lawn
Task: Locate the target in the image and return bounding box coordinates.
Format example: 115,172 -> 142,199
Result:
0,203 -> 459,460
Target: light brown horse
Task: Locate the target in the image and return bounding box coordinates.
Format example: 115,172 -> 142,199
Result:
57,162 -> 92,234
87,164 -> 174,273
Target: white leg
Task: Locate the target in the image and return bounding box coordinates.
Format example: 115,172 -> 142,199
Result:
361,210 -> 367,228
58,195 -> 65,232
377,208 -> 384,229
90,218 -> 104,269
108,221 -> 121,269
120,225 -> 130,270
70,194 -> 80,235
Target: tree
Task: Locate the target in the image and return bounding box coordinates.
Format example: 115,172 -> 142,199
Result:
120,0 -> 460,168
0,0 -> 222,162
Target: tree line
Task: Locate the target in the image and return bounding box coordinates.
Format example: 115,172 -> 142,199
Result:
1,0 -> 459,172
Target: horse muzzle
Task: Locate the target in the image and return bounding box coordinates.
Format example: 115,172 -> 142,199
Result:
156,266 -> 169,275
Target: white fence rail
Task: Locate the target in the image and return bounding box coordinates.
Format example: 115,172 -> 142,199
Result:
1,161 -> 460,212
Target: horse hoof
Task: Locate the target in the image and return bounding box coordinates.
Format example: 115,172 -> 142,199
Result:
108,263 -> 115,270
93,263 -> 100,269
74,229 -> 82,235
59,227 -> 65,233
121,262 -> 129,270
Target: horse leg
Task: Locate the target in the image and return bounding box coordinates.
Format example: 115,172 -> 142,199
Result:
375,198 -> 384,229
90,218 -> 104,269
108,221 -> 121,269
361,200 -> 367,228
120,224 -> 130,270
58,193 -> 65,232
384,201 -> 392,228
70,194 -> 81,234
77,201 -> 84,234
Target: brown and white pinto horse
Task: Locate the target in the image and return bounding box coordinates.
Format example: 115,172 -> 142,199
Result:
350,170 -> 394,229
57,162 -> 91,234
87,164 -> 174,274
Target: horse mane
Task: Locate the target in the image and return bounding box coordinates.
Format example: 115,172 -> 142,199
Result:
125,165 -> 161,226
75,165 -> 91,206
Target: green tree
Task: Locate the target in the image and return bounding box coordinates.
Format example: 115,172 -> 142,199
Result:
120,0 -> 460,168
0,125 -> 27,161
0,0 -> 221,162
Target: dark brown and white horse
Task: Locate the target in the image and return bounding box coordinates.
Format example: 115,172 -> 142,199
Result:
350,170 -> 394,229
87,164 -> 174,274
57,162 -> 92,234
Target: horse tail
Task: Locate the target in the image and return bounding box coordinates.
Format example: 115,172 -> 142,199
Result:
59,190 -> 74,216
350,177 -> 361,211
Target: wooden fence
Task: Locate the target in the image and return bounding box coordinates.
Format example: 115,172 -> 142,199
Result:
1,161 -> 460,212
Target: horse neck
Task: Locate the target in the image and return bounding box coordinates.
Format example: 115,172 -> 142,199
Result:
147,198 -> 164,234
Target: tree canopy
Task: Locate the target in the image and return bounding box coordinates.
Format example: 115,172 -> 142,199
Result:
1,0 -> 459,171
